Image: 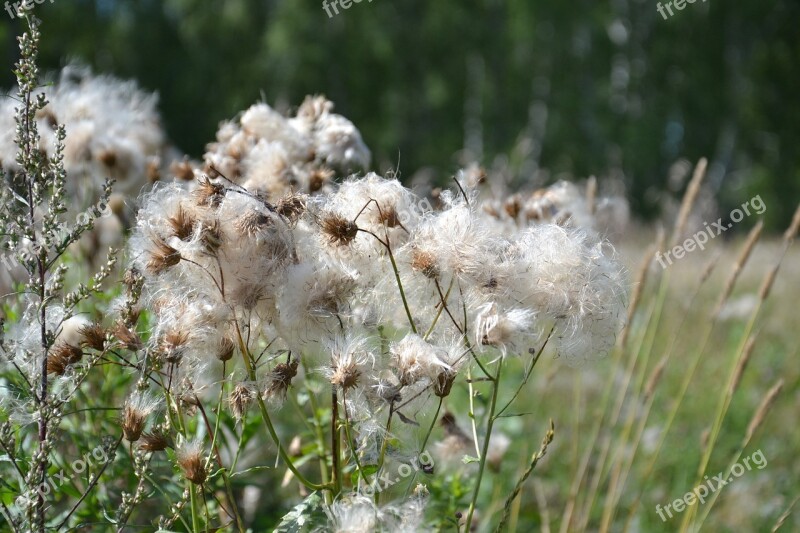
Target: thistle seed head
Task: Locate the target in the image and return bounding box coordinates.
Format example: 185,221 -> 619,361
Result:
146,236 -> 181,274
321,213 -> 358,246
47,342 -> 83,375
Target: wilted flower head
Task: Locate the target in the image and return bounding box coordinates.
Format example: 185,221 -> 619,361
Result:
326,336 -> 375,391
265,359 -> 300,401
176,438 -> 207,485
474,303 -> 536,356
122,391 -> 161,442
390,333 -> 449,387
228,382 -> 256,422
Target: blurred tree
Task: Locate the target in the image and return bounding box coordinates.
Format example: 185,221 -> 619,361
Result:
1,0 -> 797,227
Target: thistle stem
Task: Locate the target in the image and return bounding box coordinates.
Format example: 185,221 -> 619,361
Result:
465,357 -> 504,531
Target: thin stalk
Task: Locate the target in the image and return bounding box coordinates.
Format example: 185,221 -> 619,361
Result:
341,389 -> 365,485
464,357 -> 504,531
331,387 -> 342,494
189,482 -> 200,532
233,322 -> 329,491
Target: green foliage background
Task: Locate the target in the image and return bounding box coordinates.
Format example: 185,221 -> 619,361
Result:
1,0 -> 798,226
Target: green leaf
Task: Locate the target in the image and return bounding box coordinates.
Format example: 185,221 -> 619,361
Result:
350,463 -> 379,485
273,491 -> 326,533
461,455 -> 480,465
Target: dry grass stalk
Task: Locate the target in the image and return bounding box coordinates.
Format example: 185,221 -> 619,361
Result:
728,334 -> 758,396
671,157 -> 707,247
586,176 -> 597,216
744,378 -> 783,444
759,203 -> 800,301
713,220 -> 763,318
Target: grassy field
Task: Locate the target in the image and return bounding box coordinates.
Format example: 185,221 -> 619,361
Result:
421,230 -> 800,532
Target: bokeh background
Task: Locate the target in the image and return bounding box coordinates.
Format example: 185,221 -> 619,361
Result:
1,0 -> 798,228
1,2 -> 799,531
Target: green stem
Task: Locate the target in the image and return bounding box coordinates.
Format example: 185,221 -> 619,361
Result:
331,387 -> 342,494
189,482 -> 200,532
234,322 -> 329,492
465,357 -> 504,531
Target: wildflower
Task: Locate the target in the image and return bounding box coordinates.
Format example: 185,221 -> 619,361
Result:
228,382 -> 255,422
46,342 -> 83,375
410,247 -> 439,279
324,494 -> 379,533
276,192 -> 308,223
321,213 -> 359,246
112,322 -> 142,350
145,235 -> 181,274
265,359 -> 299,400
475,302 -> 536,356
234,210 -> 273,237
161,328 -> 190,363
176,438 -> 207,485
199,219 -> 222,254
140,429 -> 172,452
327,336 -> 374,391
216,336 -> 235,362
193,176 -> 225,207
121,391 -> 161,442
78,323 -> 107,351
167,204 -> 196,241
390,333 -> 449,387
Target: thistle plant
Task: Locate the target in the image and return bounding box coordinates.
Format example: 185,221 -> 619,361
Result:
121,92 -> 627,529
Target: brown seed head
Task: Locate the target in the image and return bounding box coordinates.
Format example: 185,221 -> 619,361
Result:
79,324 -> 107,351
146,236 -> 181,274
504,195 -> 521,219
235,211 -> 272,236
321,213 -> 358,246
177,441 -> 207,485
330,359 -> 361,390
47,343 -> 83,375
112,322 -> 142,350
162,329 -> 190,363
171,159 -> 196,182
276,193 -> 308,223
377,205 -> 403,229
199,219 -> 222,254
194,176 -> 225,207
309,167 -> 334,193
228,383 -> 255,421
266,360 -> 299,400
434,370 -> 456,398
217,337 -> 235,362
121,392 -> 160,443
140,429 -> 171,452
97,149 -> 117,168
168,205 -> 196,241
146,158 -> 161,183
411,248 -> 439,279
